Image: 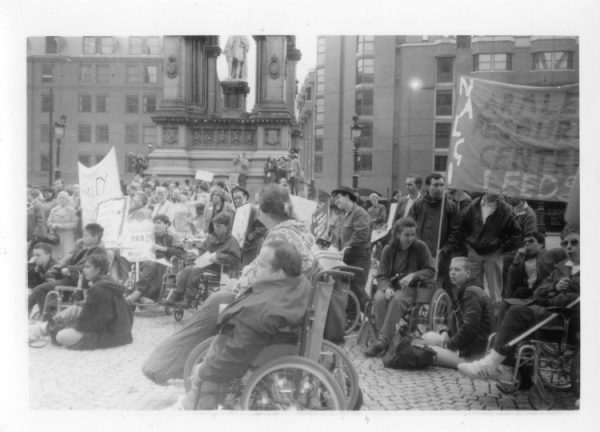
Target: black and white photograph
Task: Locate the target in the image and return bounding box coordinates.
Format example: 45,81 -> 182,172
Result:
1,0 -> 598,430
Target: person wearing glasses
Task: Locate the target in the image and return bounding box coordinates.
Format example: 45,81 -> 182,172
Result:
505,231 -> 567,299
458,228 -> 580,381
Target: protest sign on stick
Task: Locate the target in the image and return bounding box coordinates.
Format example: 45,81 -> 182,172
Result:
96,197 -> 127,249
371,202 -> 397,243
310,201 -> 329,240
119,219 -> 155,263
195,170 -> 214,182
231,203 -> 252,248
447,76 -> 578,202
290,195 -> 318,229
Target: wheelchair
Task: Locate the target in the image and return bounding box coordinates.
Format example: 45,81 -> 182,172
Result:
356,275 -> 454,351
492,297 -> 580,410
40,268 -> 86,322
182,259 -> 363,410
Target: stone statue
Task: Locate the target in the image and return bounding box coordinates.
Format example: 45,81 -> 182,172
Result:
223,36 -> 250,80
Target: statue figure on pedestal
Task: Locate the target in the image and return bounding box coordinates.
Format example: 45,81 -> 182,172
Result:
224,36 -> 250,80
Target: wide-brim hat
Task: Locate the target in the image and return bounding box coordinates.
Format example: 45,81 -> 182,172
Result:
331,186 -> 357,202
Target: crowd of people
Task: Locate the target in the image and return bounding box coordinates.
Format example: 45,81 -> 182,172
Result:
25,168 -> 579,409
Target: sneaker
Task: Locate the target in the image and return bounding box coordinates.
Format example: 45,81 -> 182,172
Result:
364,338 -> 388,358
457,358 -> 501,381
28,322 -> 47,344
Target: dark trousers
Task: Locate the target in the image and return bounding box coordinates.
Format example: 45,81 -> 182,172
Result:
135,261 -> 167,301
28,277 -> 75,313
343,247 -> 371,312
142,290 -> 236,385
373,286 -> 416,343
494,304 -> 548,357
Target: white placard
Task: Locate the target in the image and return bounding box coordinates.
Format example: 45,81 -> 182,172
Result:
290,195 -> 318,228
371,202 -> 398,243
231,203 -> 252,248
78,147 -> 123,226
95,197 -> 127,249
195,170 -> 215,182
119,220 -> 155,263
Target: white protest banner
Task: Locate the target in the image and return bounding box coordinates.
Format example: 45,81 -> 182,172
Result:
96,197 -> 128,248
195,170 -> 215,182
79,147 -> 123,226
290,195 -> 318,228
119,219 -> 155,263
371,202 -> 397,243
231,203 -> 252,248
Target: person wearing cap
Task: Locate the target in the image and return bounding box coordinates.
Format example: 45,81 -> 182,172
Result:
125,214 -> 186,304
332,186 -> 372,311
232,187 -> 268,267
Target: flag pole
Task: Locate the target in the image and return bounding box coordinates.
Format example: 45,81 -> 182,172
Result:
434,189 -> 446,280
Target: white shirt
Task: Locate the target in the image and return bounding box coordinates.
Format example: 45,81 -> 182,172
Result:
564,260 -> 580,275
403,193 -> 421,218
480,197 -> 498,224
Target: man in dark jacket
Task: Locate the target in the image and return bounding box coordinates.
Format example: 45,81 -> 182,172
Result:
423,257 -> 494,368
458,229 -> 579,381
457,193 -> 521,310
29,253 -> 133,350
28,223 -> 107,316
232,187 -> 268,267
27,242 -> 57,289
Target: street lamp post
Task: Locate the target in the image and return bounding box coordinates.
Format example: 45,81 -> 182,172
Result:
53,115 -> 67,180
350,114 -> 363,192
48,88 -> 54,185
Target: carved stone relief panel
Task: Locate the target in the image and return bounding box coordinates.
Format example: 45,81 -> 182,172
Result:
230,129 -> 242,146
163,127 -> 178,146
216,129 -> 228,146
202,129 -> 214,147
264,128 -> 280,146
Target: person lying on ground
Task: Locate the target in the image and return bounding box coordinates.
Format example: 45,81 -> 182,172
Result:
421,256 -> 494,369
29,253 -> 133,350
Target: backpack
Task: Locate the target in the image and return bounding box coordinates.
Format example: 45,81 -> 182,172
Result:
382,333 -> 436,369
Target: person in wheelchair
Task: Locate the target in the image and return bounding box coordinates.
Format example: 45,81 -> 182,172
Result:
175,240 -> 312,409
125,214 -> 186,304
165,212 -> 241,305
28,223 -> 107,317
458,229 -> 580,381
364,217 -> 435,357
421,257 -> 494,368
27,242 -> 57,289
29,254 -> 133,349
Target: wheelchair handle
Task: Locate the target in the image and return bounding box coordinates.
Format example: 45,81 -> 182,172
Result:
314,269 -> 357,282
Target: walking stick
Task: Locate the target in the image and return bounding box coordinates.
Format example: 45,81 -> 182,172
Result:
504,297 -> 580,349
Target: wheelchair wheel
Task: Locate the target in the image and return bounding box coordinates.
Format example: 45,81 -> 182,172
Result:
240,356 -> 346,410
173,309 -> 184,321
183,336 -> 215,392
345,290 -> 361,335
528,380 -> 556,410
356,320 -> 377,351
320,341 -> 360,409
571,350 -> 580,398
429,288 -> 453,333
537,343 -> 573,391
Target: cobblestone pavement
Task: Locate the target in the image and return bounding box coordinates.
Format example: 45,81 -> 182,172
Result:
29,307 -> 577,411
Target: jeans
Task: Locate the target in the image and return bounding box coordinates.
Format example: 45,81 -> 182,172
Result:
343,247 -> 371,312
467,246 -> 503,306
373,286 -> 417,343
142,290 -> 236,385
53,305 -> 85,346
494,304 -> 547,357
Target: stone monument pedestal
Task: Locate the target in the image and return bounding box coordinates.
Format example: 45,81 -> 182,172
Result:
221,80 -> 250,113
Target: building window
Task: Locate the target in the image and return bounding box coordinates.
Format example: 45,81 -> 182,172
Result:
126,64 -> 140,83
130,36 -> 161,55
41,64 -> 54,83
146,37 -> 161,54
96,95 -> 108,113
83,37 -> 96,55
435,123 -> 452,148
40,153 -> 50,172
78,154 -> 92,167
100,37 -> 114,54
96,125 -> 109,143
96,64 -> 110,83
83,37 -> 114,55
143,95 -> 157,113
125,125 -> 139,144
306,87 -> 312,101
41,94 -> 52,113
436,57 -> 454,83
359,153 -> 372,171
316,68 -> 325,94
129,37 -> 143,55
315,98 -> 324,123
45,37 -> 58,54
126,95 -> 139,113
125,154 -> 136,173
40,124 -> 50,144
142,126 -> 156,146
80,64 -> 93,82
532,51 -> 573,70
355,89 -> 374,116
317,37 -> 325,64
78,94 -> 92,113
78,124 -> 92,143
356,35 -> 375,53
474,53 -> 512,71
356,58 -> 374,84
360,123 -> 373,148
314,127 -> 323,152
314,155 -> 323,173
143,65 -> 158,83
435,90 -> 453,116
434,154 -> 448,172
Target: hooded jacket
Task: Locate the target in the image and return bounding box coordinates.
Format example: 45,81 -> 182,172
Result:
447,279 -> 494,358
71,275 -> 133,350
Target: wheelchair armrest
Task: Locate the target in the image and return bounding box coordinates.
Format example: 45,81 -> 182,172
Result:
545,307 -> 579,317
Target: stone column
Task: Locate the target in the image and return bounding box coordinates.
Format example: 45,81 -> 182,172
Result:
285,36 -> 302,116
253,35 -> 288,114
206,36 -> 223,115
221,81 -> 250,112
